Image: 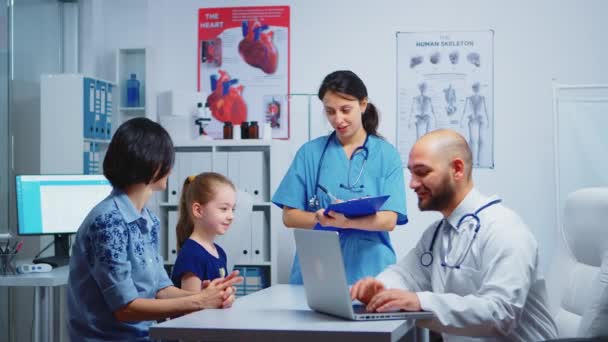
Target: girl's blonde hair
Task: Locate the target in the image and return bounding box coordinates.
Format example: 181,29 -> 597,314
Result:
175,172 -> 235,250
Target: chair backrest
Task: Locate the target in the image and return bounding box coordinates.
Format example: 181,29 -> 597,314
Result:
548,187 -> 608,338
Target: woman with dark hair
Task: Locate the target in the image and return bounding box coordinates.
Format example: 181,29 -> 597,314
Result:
67,117 -> 242,341
272,70 -> 407,285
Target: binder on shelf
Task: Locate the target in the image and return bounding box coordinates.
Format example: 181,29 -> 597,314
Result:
251,211 -> 268,263
323,195 -> 390,218
94,80 -> 102,139
83,141 -> 100,174
228,151 -> 267,202
106,84 -> 113,139
83,142 -> 91,174
83,78 -> 96,138
95,80 -> 106,139
233,266 -> 269,296
100,81 -> 107,139
167,152 -> 213,204
167,210 -> 178,264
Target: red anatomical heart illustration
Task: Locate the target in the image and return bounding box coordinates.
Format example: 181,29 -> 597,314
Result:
206,70 -> 247,124
238,21 -> 278,74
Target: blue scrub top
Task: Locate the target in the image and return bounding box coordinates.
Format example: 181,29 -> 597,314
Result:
272,133 -> 407,285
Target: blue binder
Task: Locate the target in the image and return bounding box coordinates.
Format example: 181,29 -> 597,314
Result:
83,78 -> 96,138
105,84 -> 113,139
323,195 -> 390,218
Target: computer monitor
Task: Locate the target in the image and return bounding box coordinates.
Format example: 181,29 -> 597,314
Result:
16,174 -> 112,267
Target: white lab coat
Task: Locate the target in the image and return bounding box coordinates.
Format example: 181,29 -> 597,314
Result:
377,189 -> 558,341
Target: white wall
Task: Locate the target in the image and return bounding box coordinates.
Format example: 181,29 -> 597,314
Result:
93,0 -> 608,280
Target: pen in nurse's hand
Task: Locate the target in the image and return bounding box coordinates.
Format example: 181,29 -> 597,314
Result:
317,184 -> 340,203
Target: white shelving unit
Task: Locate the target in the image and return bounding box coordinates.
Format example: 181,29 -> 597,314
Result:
12,73 -> 115,265
34,74 -> 115,175
115,48 -> 147,121
160,139 -> 278,291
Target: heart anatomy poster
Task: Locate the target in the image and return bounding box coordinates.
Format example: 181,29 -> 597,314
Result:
397,30 -> 494,168
198,6 -> 290,139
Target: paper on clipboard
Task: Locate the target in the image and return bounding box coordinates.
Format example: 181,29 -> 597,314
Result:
323,195 -> 390,218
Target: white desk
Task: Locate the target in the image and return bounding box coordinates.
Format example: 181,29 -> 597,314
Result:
150,284 -> 430,342
0,264 -> 69,342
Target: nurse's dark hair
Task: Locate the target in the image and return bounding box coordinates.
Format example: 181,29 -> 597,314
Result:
318,70 -> 379,136
103,117 -> 174,190
176,172 -> 235,250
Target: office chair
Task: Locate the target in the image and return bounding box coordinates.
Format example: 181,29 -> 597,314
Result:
546,188 -> 608,340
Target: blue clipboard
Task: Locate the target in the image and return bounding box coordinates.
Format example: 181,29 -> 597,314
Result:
323,195 -> 390,218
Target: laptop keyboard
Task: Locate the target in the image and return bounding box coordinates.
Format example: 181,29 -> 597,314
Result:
353,304 -> 370,314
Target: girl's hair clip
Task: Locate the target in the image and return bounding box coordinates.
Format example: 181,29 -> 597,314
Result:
187,175 -> 196,183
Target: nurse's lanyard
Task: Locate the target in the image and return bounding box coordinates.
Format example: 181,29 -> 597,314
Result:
307,131 -> 369,211
419,199 -> 502,269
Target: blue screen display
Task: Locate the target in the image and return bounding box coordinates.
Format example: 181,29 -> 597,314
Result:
16,175 -> 112,235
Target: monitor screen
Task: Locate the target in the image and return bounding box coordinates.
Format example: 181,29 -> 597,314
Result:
16,174 -> 113,235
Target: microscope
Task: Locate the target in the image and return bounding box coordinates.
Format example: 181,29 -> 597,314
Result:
194,101 -> 213,140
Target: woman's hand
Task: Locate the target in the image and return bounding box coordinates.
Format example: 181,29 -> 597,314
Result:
315,209 -> 350,229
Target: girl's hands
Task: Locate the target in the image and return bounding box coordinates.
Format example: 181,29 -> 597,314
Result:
196,271 -> 243,309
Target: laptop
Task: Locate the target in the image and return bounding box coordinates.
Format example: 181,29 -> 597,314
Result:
294,229 -> 435,321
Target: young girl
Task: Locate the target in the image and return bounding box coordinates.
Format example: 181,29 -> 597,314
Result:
172,172 -> 237,291
67,118 -> 242,341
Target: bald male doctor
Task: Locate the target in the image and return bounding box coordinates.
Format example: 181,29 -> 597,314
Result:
350,129 -> 558,341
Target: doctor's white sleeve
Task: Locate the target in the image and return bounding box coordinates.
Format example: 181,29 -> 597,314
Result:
415,219 -> 539,337
376,226 -> 435,292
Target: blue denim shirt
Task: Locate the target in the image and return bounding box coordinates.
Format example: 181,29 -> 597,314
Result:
67,189 -> 173,341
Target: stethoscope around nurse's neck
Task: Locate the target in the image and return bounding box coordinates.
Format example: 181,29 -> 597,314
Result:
419,198 -> 502,269
307,131 -> 370,211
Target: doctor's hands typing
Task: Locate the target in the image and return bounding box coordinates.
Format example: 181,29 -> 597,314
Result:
365,289 -> 421,313
350,277 -> 385,303
350,277 -> 421,313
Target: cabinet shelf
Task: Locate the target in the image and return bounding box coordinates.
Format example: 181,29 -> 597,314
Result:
119,106 -> 145,112
83,138 -> 111,144
116,47 -> 147,121
234,262 -> 271,267
173,140 -> 271,148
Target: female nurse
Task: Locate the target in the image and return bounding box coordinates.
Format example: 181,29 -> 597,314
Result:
272,70 -> 408,285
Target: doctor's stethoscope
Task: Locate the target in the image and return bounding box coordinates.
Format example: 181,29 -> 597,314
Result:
307,131 -> 369,211
419,198 -> 502,269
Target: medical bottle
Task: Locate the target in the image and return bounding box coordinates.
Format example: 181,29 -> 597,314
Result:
223,121 -> 233,139
262,121 -> 272,140
241,121 -> 249,139
248,121 -> 259,139
126,74 -> 140,107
